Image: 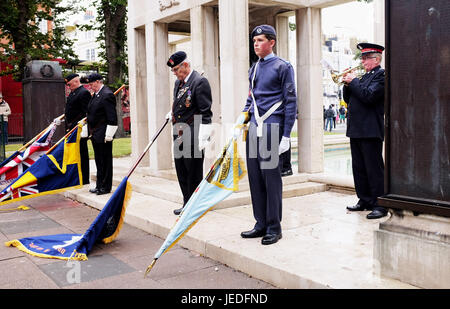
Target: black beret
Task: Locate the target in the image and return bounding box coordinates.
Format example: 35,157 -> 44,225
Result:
65,73 -> 79,83
357,43 -> 385,55
167,51 -> 187,68
251,24 -> 277,39
87,73 -> 103,82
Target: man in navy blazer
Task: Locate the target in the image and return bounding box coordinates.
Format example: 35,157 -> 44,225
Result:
166,51 -> 213,215
342,43 -> 387,219
86,73 -> 118,195
64,73 -> 91,185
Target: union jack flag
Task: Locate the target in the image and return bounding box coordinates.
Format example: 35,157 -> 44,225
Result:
0,123 -> 57,190
0,123 -> 82,205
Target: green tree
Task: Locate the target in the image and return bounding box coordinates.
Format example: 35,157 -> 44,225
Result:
0,0 -> 78,81
83,0 -> 127,89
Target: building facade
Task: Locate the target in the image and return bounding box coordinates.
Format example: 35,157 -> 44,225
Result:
127,0 -> 384,173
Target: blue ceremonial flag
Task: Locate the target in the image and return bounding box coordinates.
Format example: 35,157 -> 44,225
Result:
5,117 -> 169,261
5,176 -> 133,260
0,123 -> 83,205
145,136 -> 246,275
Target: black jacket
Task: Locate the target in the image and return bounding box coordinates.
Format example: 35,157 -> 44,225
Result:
65,85 -> 91,132
343,65 -> 385,140
172,70 -> 213,142
87,85 -> 117,143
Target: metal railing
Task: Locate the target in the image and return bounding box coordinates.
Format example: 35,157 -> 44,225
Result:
6,113 -> 24,144
0,115 -> 6,161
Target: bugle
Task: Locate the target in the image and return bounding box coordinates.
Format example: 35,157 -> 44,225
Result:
331,64 -> 365,86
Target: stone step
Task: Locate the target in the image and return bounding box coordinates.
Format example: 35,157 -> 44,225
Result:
63,185 -> 414,289
91,172 -> 326,209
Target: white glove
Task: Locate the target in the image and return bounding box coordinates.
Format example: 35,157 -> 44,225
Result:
53,117 -> 62,126
165,111 -> 172,120
232,126 -> 241,138
279,136 -> 290,155
80,124 -> 88,138
198,123 -> 212,150
105,125 -> 118,143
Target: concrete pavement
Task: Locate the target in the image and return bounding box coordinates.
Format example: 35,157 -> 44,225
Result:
0,133 -> 417,289
0,194 -> 275,289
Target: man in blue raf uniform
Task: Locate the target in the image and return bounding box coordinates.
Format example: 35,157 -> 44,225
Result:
64,73 -> 91,185
239,25 -> 297,245
86,73 -> 118,196
342,43 -> 387,219
166,51 -> 213,215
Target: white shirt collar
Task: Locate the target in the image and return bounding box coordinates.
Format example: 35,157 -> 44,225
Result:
262,52 -> 275,61
95,84 -> 104,96
184,70 -> 193,83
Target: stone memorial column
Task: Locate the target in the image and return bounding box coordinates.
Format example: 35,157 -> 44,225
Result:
295,7 -> 323,173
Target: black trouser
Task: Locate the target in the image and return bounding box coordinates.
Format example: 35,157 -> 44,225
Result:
350,138 -> 385,210
279,141 -> 291,172
174,141 -> 204,206
80,137 -> 90,185
92,140 -> 113,192
246,122 -> 283,235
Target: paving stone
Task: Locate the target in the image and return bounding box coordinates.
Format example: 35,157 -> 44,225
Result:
38,253 -> 135,287
0,257 -> 59,289
0,217 -> 62,234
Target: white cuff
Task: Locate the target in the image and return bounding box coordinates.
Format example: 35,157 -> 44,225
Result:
105,125 -> 118,142
105,125 -> 118,138
198,124 -> 212,150
81,124 -> 88,138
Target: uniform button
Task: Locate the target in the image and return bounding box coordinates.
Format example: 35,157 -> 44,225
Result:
180,105 -> 182,108
178,115 -> 181,118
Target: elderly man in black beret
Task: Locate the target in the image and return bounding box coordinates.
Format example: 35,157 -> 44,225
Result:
166,51 -> 213,215
342,43 -> 387,219
64,73 -> 91,184
86,73 -> 118,195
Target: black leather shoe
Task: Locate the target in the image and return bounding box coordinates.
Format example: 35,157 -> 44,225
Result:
261,233 -> 282,245
240,229 -> 266,238
173,207 -> 184,215
89,188 -> 99,194
281,169 -> 293,177
346,203 -> 372,211
96,189 -> 110,195
366,209 -> 387,219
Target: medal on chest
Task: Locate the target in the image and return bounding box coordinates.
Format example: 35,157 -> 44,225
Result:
185,90 -> 192,107
177,86 -> 189,99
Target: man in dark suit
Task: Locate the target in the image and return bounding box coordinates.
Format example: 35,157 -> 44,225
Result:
86,73 -> 118,195
64,73 -> 91,185
166,51 -> 213,215
342,43 -> 387,219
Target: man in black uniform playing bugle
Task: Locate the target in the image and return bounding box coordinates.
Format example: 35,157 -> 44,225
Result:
342,43 -> 387,219
64,73 -> 91,185
165,51 -> 213,215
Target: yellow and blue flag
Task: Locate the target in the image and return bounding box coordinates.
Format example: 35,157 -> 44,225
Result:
5,176 -> 132,260
0,121 -> 57,190
0,123 -> 83,205
145,136 -> 246,275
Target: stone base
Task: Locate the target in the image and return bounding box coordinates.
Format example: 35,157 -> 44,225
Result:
374,210 -> 450,288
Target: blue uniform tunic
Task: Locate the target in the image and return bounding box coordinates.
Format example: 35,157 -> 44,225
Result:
244,53 -> 297,137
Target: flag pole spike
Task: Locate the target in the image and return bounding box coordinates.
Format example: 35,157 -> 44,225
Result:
144,259 -> 157,278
